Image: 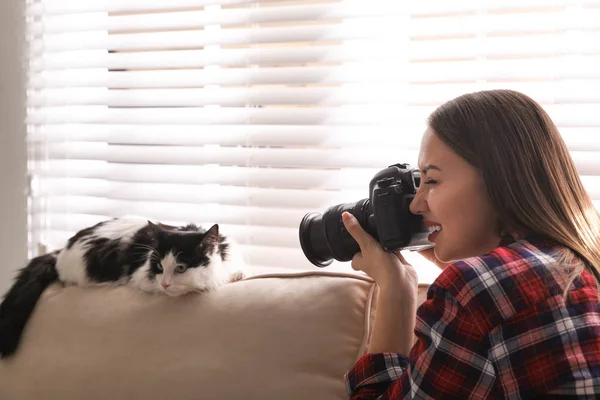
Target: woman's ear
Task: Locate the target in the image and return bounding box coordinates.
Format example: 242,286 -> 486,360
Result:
494,212 -> 509,236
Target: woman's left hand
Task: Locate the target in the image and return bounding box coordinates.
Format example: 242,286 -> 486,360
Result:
341,212 -> 418,297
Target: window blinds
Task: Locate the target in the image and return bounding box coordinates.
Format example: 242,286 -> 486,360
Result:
26,0 -> 600,282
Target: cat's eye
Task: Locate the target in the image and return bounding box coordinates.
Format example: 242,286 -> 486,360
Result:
175,265 -> 187,274
156,264 -> 163,272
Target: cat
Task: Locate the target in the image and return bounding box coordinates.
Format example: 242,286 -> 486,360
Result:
0,218 -> 246,358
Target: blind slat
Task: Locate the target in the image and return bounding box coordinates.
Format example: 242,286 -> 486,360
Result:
27,0 -> 578,17
34,199 -> 310,229
412,0 -> 579,15
34,161 -> 382,190
29,85 -> 405,107
28,57 -> 600,89
30,34 -> 600,71
410,11 -> 600,38
26,125 -> 600,153
32,12 -> 600,52
408,58 -> 600,83
26,104 -> 600,126
31,8 -> 600,36
41,142 -> 418,169
27,0 -> 283,16
35,180 -> 367,209
33,18 -> 400,53
27,105 -> 418,125
28,124 -> 423,148
409,34 -> 600,62
30,1 -> 394,34
29,64 -> 407,88
34,144 -> 600,176
35,176 -> 600,206
28,81 -> 600,108
30,42 -> 404,71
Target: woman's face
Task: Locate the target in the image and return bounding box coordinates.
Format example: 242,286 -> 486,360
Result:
409,128 -> 502,263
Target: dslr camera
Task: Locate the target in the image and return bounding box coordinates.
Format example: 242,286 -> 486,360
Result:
299,163 -> 433,267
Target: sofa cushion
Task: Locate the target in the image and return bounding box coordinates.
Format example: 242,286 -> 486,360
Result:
0,271 -> 387,400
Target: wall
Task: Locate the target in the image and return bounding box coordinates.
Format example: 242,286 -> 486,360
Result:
0,1 -> 27,295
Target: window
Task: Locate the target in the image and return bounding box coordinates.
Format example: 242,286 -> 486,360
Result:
26,0 -> 600,283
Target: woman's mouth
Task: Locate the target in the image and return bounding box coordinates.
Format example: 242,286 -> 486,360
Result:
427,224 -> 442,243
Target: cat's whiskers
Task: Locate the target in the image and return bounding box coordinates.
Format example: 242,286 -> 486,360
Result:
134,244 -> 161,261
193,286 -> 212,293
130,250 -> 157,263
132,254 -> 154,265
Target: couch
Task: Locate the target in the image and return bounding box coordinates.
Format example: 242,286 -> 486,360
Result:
0,270 -> 428,400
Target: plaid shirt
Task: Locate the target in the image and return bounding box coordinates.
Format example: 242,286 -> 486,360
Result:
345,235 -> 600,399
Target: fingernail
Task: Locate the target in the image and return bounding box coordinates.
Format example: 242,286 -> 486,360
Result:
342,212 -> 353,222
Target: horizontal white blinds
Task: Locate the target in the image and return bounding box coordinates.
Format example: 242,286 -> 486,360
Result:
26,0 -> 600,16
27,0 -> 600,282
28,58 -> 600,89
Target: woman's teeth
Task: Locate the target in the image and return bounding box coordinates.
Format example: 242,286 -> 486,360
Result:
428,225 -> 442,233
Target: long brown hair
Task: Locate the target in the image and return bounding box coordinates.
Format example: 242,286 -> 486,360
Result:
428,89 -> 600,290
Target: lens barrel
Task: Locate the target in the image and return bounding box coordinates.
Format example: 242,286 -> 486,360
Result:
299,199 -> 371,267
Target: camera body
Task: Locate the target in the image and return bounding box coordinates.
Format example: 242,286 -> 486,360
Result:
299,163 -> 433,267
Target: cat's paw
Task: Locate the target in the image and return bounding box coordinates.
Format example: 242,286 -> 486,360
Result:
229,270 -> 246,283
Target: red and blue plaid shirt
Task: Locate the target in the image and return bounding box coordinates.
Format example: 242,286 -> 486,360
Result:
345,234 -> 600,399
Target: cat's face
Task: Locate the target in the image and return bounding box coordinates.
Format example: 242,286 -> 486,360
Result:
147,224 -> 222,296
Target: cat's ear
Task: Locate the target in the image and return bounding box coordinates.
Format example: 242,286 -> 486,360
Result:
158,222 -> 177,231
202,224 -> 219,244
148,221 -> 163,234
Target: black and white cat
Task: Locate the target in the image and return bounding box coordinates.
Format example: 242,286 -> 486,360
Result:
0,218 -> 245,358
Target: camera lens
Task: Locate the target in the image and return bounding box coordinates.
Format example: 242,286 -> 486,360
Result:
299,199 -> 372,267
298,212 -> 333,267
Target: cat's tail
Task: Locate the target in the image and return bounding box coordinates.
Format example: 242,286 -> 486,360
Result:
0,251 -> 60,358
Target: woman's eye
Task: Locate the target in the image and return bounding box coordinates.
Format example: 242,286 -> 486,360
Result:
424,179 -> 438,185
175,265 -> 187,273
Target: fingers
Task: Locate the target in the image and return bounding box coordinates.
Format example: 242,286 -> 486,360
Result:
342,212 -> 376,252
394,251 -> 410,265
350,252 -> 363,271
342,212 -> 414,280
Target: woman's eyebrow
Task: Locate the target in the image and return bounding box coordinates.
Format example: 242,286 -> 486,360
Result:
421,164 -> 442,174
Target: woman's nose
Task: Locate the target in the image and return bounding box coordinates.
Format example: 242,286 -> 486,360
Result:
409,188 -> 428,215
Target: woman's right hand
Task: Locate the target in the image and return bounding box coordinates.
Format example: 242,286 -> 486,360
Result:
417,248 -> 452,270
341,212 -> 418,295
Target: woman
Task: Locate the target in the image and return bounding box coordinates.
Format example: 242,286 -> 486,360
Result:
343,89 -> 600,398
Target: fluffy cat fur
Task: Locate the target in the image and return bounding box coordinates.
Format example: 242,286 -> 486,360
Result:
0,218 -> 245,358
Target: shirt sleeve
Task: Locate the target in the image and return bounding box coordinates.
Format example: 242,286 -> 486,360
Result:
344,353 -> 409,399
344,287 -> 496,399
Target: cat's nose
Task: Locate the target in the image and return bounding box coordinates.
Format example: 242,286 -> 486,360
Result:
161,282 -> 170,289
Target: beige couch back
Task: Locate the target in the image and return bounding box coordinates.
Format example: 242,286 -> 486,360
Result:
0,271 -> 428,400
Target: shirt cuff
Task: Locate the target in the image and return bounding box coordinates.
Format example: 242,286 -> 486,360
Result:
344,352 -> 409,396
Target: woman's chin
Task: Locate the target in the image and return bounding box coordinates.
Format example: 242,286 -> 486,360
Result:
434,246 -> 455,264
